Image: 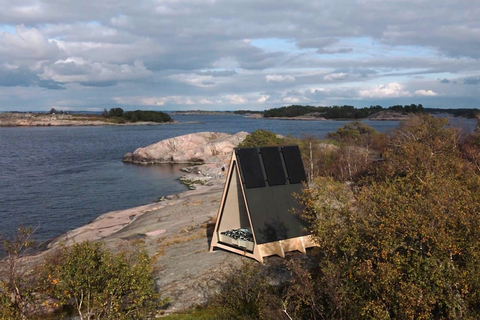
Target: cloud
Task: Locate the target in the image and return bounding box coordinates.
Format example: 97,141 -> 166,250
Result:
257,95 -> 269,103
359,83 -> 411,98
324,73 -> 347,81
317,48 -> 353,54
464,77 -> 480,85
226,94 -> 247,104
195,70 -> 237,77
266,74 -> 295,82
296,38 -> 339,49
414,89 -> 437,97
282,96 -> 301,103
0,24 -> 62,61
41,58 -> 152,83
167,73 -> 218,87
0,64 -> 64,89
0,1 -> 479,111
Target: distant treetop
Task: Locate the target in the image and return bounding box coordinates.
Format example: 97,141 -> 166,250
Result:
263,104 -> 431,119
107,108 -> 172,123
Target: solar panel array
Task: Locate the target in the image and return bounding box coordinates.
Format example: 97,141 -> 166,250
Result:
237,145 -> 306,189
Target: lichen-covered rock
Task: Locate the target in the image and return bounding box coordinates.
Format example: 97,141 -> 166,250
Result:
122,131 -> 248,165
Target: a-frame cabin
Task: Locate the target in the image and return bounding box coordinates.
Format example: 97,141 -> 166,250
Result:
209,145 -> 316,263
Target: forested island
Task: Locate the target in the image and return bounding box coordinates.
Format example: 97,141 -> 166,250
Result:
0,108 -> 172,126
262,104 -> 480,119
106,108 -> 172,123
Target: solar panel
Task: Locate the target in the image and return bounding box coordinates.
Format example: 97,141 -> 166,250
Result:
260,147 -> 286,186
282,146 -> 307,184
236,148 -> 266,188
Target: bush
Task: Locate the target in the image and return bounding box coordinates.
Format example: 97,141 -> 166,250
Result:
208,262 -> 283,320
295,115 -> 480,319
0,227 -> 38,320
237,129 -> 284,148
41,241 -> 163,320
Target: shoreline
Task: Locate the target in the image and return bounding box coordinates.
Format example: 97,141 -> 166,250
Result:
0,112 -> 175,127
3,176 -> 246,313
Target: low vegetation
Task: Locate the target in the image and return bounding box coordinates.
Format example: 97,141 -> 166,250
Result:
237,129 -> 284,148
199,115 -> 480,319
1,235 -> 163,320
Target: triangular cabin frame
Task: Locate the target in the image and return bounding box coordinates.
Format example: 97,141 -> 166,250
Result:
209,145 -> 316,263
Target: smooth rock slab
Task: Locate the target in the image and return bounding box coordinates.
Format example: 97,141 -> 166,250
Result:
122,131 -> 248,164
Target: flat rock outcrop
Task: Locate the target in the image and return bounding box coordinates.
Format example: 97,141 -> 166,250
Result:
122,131 -> 248,165
0,112 -> 110,126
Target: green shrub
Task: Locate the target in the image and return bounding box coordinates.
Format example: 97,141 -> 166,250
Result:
237,129 -> 284,148
208,262 -> 282,320
41,241 -> 164,320
294,115 -> 480,319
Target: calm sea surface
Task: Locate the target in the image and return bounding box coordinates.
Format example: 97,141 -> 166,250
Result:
0,114 -> 476,247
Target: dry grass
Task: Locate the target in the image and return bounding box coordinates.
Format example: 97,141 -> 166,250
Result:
153,229 -> 206,260
129,237 -> 146,247
152,217 -> 217,260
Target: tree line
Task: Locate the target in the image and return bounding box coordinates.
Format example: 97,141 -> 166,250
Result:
106,108 -> 172,123
262,104 -> 480,119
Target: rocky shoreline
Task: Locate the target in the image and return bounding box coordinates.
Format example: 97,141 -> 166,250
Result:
1,131 -> 251,314
0,112 -> 174,127
14,178 -> 246,314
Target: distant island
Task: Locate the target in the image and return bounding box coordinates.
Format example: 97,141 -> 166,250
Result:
169,105 -> 480,121
0,108 -> 172,127
262,104 -> 480,120
170,110 -> 234,116
2,105 -> 479,127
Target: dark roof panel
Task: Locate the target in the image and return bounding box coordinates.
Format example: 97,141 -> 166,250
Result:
260,147 -> 286,186
237,148 -> 266,189
282,146 -> 307,184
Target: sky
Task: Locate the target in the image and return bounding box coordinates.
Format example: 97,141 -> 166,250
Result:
0,0 -> 479,112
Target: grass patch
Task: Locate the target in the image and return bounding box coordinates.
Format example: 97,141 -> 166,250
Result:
161,306 -> 220,319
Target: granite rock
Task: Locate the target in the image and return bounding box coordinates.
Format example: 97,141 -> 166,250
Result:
122,131 -> 248,165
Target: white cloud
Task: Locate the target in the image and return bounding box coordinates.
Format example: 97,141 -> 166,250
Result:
414,89 -> 437,96
0,24 -> 61,60
282,96 -> 301,103
257,95 -> 269,103
167,73 -> 217,87
266,74 -> 295,82
359,83 -> 411,98
226,94 -> 247,104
